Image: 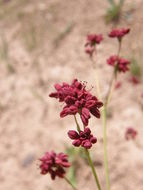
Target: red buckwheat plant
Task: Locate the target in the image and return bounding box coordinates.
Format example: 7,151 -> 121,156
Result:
39,27 -> 140,190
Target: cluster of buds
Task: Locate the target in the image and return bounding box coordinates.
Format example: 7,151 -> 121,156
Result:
39,151 -> 70,179
108,28 -> 130,41
107,55 -> 130,73
49,79 -> 103,126
68,127 -> 97,149
85,34 -> 103,56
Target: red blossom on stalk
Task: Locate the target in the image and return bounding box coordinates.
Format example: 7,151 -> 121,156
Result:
85,34 -> 103,56
39,151 -> 70,180
125,128 -> 137,140
128,76 -> 140,85
109,28 -> 130,40
107,55 -> 130,73
49,79 -> 103,126
68,127 -> 97,149
86,34 -> 103,46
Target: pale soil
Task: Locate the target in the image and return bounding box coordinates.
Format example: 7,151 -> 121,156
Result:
0,0 -> 143,190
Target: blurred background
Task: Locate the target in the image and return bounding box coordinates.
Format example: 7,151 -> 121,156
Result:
0,0 -> 143,190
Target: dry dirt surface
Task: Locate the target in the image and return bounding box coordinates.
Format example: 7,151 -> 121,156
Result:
0,0 -> 143,190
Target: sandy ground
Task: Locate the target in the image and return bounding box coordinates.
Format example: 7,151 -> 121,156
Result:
0,0 -> 143,190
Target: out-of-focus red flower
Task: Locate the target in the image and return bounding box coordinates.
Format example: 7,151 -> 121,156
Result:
39,151 -> 70,179
85,34 -> 103,56
109,28 -> 130,40
86,34 -> 103,46
107,55 -> 118,66
49,79 -> 103,126
125,127 -> 137,140
114,81 -> 122,89
85,45 -> 95,57
107,55 -> 130,73
68,127 -> 97,149
128,76 -> 140,85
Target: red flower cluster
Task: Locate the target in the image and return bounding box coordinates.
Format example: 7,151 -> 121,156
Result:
85,34 -> 103,56
125,128 -> 137,140
109,28 -> 130,40
49,79 -> 103,126
107,55 -> 130,73
68,127 -> 97,149
39,151 -> 70,179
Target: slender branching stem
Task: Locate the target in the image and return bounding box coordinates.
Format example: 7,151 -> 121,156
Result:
101,40 -> 122,190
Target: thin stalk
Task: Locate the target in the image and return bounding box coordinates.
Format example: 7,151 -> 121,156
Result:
102,40 -> 122,190
64,176 -> 78,190
84,149 -> 102,190
74,115 -> 102,190
74,115 -> 80,132
105,71 -> 115,107
101,106 -> 110,190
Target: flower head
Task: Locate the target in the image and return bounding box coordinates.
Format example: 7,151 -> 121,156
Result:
107,55 -> 130,73
109,28 -> 130,40
39,151 -> 70,180
86,34 -> 103,45
68,127 -> 97,149
49,79 -> 103,126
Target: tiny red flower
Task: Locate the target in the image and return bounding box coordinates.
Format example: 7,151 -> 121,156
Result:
39,151 -> 70,180
109,28 -> 130,40
114,81 -> 122,89
49,79 -> 103,126
107,55 -> 130,73
125,128 -> 137,140
68,127 -> 97,149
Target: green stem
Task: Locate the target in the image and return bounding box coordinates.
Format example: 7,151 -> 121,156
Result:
84,149 -> 102,190
101,40 -> 122,190
74,115 -> 81,132
102,106 -> 110,190
74,115 -> 102,190
64,176 -> 78,190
